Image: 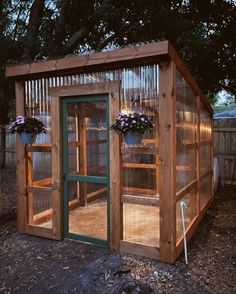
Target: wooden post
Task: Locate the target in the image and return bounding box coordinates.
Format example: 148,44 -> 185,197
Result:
27,152 -> 33,224
210,113 -> 214,197
159,61 -> 176,263
78,106 -> 87,206
196,96 -> 200,213
75,114 -> 80,206
15,81 -> 27,233
51,96 -> 63,240
109,85 -> 121,251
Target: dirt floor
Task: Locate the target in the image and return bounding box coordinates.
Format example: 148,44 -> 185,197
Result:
0,186 -> 235,294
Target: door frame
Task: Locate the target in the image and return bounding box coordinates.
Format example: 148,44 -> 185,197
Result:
62,95 -> 110,246
49,81 -> 121,250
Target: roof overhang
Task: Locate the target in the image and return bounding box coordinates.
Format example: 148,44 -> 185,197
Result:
5,40 -> 213,113
5,41 -> 169,79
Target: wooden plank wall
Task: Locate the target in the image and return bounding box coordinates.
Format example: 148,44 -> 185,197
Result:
214,119 -> 236,185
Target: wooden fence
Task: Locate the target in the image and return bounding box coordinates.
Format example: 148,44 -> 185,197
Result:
0,125 -> 16,169
214,119 -> 236,187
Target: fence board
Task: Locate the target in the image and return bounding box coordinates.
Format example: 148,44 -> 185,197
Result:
214,119 -> 236,186
0,125 -> 16,169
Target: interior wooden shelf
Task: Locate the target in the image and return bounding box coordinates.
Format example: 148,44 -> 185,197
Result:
176,141 -> 197,148
176,165 -> 192,171
123,163 -> 159,169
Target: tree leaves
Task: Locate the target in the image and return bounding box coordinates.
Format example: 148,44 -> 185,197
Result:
1,0 -> 235,124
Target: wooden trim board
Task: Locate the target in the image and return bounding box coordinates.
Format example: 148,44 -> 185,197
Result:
159,60 -> 176,263
120,240 -> 160,259
15,81 -> 26,233
6,41 -> 169,78
25,224 -> 53,239
51,81 -> 121,249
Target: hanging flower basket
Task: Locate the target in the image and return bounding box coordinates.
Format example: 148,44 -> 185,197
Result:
124,131 -> 143,145
9,116 -> 46,144
19,132 -> 37,144
110,112 -> 154,145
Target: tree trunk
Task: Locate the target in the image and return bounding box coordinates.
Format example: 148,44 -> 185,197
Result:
0,167 -> 3,216
22,0 -> 45,61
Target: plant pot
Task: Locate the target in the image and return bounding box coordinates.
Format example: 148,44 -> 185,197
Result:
19,132 -> 37,144
124,131 -> 143,145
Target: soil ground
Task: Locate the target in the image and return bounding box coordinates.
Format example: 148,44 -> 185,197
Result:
0,185 -> 235,293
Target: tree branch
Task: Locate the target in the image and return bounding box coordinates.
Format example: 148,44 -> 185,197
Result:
61,0 -> 113,55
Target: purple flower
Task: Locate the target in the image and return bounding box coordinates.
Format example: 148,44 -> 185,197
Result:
16,116 -> 25,124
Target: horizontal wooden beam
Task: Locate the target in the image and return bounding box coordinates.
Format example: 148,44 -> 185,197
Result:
25,144 -> 52,152
123,186 -> 157,195
214,128 -> 236,132
68,164 -> 106,176
25,224 -> 53,239
33,208 -> 53,224
87,139 -> 107,145
176,165 -> 192,171
123,163 -> 159,169
214,153 -> 236,159
177,142 -> 197,148
26,186 -> 53,193
68,198 -> 80,210
68,141 -> 80,147
32,177 -> 52,187
87,187 -> 107,199
121,194 -> 159,206
142,138 -> 159,144
121,145 -> 158,155
200,170 -> 213,180
122,101 -> 159,109
6,41 -> 169,78
176,179 -> 197,201
120,240 -> 160,259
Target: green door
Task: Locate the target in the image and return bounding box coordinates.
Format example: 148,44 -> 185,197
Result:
62,95 -> 110,246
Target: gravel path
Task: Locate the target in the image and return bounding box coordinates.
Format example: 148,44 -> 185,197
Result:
0,186 -> 235,293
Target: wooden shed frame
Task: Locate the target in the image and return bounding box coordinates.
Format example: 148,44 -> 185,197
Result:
6,41 -> 214,263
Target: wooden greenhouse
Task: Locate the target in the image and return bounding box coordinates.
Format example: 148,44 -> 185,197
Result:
6,41 -> 213,263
